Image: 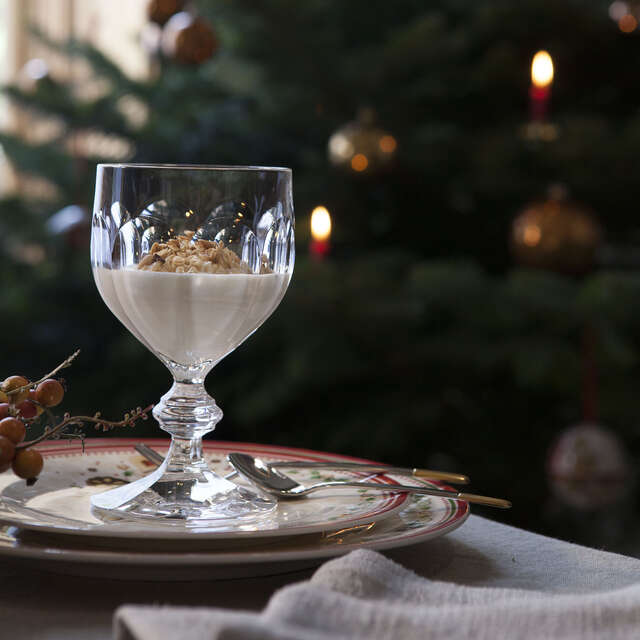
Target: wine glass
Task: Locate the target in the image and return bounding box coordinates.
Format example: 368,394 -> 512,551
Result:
90,164 -> 294,525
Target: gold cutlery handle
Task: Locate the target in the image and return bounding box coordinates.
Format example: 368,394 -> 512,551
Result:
412,468 -> 469,484
317,481 -> 511,509
457,493 -> 512,509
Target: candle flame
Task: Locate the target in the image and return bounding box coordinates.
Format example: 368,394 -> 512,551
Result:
531,51 -> 553,88
311,206 -> 332,241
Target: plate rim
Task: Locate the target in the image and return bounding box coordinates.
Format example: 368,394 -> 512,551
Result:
0,499 -> 469,567
0,439 -> 409,540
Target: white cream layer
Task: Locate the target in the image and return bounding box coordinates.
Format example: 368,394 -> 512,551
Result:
94,267 -> 290,366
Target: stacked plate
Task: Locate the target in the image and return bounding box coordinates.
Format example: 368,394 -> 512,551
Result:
0,439 -> 469,580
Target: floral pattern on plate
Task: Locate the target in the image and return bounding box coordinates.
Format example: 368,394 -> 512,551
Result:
0,439 -> 409,540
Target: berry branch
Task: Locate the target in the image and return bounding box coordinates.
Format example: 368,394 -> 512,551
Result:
6,349 -> 80,399
0,351 -> 152,482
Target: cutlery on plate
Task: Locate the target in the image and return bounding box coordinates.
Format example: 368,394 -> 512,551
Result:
135,443 -> 165,466
134,443 -> 469,485
227,452 -> 511,509
249,459 -> 469,484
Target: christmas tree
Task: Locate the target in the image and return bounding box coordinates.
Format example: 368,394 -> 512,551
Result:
2,0 -> 640,550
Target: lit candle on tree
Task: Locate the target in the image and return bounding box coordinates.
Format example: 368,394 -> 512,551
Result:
530,50 -> 554,122
310,206 -> 331,260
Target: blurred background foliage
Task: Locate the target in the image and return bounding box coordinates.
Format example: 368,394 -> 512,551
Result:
2,0 -> 640,551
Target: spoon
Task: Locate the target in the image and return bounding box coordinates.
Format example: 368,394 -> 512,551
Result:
249,460 -> 469,484
134,443 -> 469,484
227,453 -> 511,509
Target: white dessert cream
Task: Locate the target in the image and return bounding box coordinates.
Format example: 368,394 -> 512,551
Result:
93,233 -> 290,366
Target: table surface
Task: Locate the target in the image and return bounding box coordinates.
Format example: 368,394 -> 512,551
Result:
3,514 -> 640,639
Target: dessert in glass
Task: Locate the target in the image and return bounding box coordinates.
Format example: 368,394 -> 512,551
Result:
90,164 -> 294,525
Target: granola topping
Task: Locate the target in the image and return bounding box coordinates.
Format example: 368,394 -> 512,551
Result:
137,231 -> 263,274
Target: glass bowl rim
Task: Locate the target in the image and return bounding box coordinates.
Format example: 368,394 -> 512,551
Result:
97,163 -> 292,173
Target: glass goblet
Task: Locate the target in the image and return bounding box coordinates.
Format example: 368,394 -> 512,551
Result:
90,164 -> 294,524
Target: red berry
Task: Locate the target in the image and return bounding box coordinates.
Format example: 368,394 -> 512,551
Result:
0,435 -> 16,467
27,391 -> 44,416
0,418 -> 26,444
35,379 -> 64,408
17,400 -> 37,420
2,376 -> 30,405
12,449 -> 43,479
0,404 -> 9,420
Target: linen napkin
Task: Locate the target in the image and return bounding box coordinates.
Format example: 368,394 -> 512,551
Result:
114,547 -> 640,640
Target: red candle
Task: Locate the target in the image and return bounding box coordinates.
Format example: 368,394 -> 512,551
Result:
310,238 -> 330,259
310,206 -> 331,261
530,50 -> 553,122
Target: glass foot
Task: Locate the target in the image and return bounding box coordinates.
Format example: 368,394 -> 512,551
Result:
90,461 -> 276,525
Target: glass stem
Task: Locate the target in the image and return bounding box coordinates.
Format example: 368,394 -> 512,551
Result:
152,380 -> 223,440
163,436 -> 207,474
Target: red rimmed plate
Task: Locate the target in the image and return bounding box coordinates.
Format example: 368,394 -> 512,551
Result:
0,439 -> 409,541
0,440 -> 469,580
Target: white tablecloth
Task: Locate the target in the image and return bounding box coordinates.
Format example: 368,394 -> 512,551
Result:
3,515 -> 639,639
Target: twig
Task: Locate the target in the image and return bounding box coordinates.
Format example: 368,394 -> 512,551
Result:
17,404 -> 153,450
7,350 -> 81,398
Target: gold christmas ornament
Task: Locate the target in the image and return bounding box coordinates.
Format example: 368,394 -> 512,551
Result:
147,0 -> 186,26
328,109 -> 397,174
510,187 -> 601,275
161,12 -> 218,65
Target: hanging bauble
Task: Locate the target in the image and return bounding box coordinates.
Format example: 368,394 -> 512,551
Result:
161,12 -> 218,65
510,186 -> 602,275
328,108 -> 397,175
147,0 -> 186,26
547,422 -> 630,510
16,59 -> 56,93
47,205 -> 90,249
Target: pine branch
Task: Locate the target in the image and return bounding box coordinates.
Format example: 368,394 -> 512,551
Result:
3,85 -> 134,138
29,27 -> 150,98
0,132 -> 77,192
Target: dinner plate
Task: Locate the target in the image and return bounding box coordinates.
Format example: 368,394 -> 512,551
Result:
0,480 -> 469,580
0,439 -> 408,540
